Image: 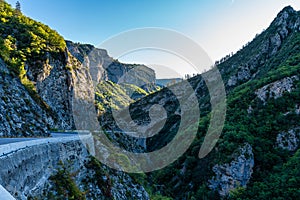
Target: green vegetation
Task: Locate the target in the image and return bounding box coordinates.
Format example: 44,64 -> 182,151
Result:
95,80 -> 148,114
230,148 -> 300,199
48,162 -> 86,200
0,1 -> 65,100
0,1 -> 299,199
129,16 -> 300,199
84,156 -> 113,198
151,194 -> 173,200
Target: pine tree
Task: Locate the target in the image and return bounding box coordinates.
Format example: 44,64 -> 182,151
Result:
16,1 -> 21,13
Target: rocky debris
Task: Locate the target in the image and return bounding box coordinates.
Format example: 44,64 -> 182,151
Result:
276,127 -> 300,151
80,168 -> 150,200
209,143 -> 254,197
255,76 -> 298,103
0,59 -> 52,137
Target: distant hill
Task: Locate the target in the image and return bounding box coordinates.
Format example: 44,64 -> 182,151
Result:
156,78 -> 183,87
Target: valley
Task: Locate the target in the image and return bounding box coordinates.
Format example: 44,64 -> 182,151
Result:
0,1 -> 300,199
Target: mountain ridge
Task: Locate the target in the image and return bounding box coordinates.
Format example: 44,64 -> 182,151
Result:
0,1 -> 300,199
0,0 -> 156,136
96,5 -> 300,199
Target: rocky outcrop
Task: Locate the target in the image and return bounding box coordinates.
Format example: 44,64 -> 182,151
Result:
209,144 -> 254,197
255,76 -> 298,103
296,104 -> 300,115
226,6 -> 300,87
110,171 -> 149,200
274,6 -> 300,32
24,48 -> 95,130
276,127 -> 300,151
66,41 -> 156,89
66,41 -> 109,83
0,59 -> 52,137
227,66 -> 252,87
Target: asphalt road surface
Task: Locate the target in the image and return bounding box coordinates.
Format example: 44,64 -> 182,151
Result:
0,132 -> 78,145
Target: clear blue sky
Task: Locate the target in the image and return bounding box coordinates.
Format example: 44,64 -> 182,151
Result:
6,0 -> 300,78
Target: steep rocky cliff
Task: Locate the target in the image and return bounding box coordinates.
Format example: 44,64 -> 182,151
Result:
224,6 -> 300,88
209,144 -> 254,197
0,1 -> 93,132
0,59 -> 52,137
66,41 -> 156,90
27,51 -> 92,130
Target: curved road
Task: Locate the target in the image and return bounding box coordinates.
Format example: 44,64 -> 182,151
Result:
0,132 -> 78,145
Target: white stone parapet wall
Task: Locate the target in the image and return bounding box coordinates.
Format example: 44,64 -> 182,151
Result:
0,132 -> 94,200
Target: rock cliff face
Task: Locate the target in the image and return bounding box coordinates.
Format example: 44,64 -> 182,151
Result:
1,38 -> 156,135
276,127 -> 300,151
209,144 -> 254,197
0,59 -> 52,137
66,41 -> 156,89
25,50 -> 94,131
226,6 -> 300,88
255,76 -> 299,103
1,39 -> 156,133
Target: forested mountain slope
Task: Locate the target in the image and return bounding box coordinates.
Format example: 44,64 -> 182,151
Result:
99,6 -> 300,199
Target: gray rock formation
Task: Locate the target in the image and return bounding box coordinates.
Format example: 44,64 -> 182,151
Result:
209,143 -> 254,197
1,39 -> 156,135
226,6 -> 300,87
0,59 -> 52,137
255,76 -> 298,103
26,51 -> 94,130
276,127 -> 300,151
66,41 -> 156,89
110,171 -> 149,200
